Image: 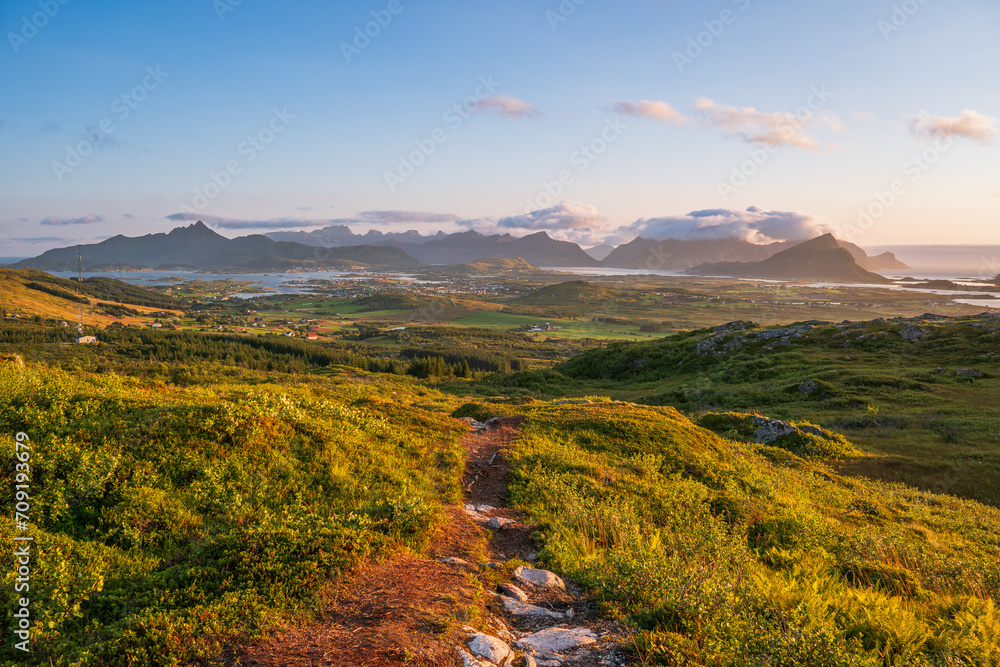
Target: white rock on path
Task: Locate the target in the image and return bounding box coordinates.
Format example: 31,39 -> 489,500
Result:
499,582 -> 528,602
487,516 -> 516,530
468,633 -> 512,664
514,566 -> 565,590
464,508 -> 490,523
500,595 -> 565,619
518,627 -> 598,654
439,556 -> 473,568
456,647 -> 494,667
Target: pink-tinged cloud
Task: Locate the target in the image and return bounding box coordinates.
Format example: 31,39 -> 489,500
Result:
40,214 -> 103,226
465,201 -> 616,246
613,100 -> 689,125
911,109 -> 998,145
359,210 -> 459,224
629,206 -> 839,243
474,95 -> 540,119
694,98 -> 823,150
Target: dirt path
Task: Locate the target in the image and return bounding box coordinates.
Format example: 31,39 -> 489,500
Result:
237,416 -> 632,667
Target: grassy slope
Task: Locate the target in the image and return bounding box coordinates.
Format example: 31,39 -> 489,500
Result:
0,362 -> 465,666
492,315 -> 1000,508
0,269 -> 183,326
505,401 -> 1000,666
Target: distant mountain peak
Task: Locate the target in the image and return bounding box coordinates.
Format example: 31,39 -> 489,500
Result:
169,220 -> 223,239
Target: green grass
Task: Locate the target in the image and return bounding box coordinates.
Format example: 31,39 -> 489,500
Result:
481,315 -> 1000,508
505,401 -> 1000,666
0,362 -> 465,666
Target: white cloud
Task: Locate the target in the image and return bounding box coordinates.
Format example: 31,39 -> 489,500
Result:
694,98 -> 823,150
628,206 -> 839,243
492,201 -> 613,246
612,100 -> 688,125
474,95 -> 540,119
910,109 -> 998,145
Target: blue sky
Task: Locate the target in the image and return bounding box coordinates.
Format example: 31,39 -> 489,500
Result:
1,0 -> 998,254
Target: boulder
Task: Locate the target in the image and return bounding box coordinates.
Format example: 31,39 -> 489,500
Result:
499,583 -> 529,602
438,557 -> 473,568
518,627 -> 598,654
468,633 -> 511,664
956,368 -> 985,378
487,516 -> 516,530
900,323 -> 927,340
456,647 -> 494,667
753,419 -> 797,444
499,595 -> 565,619
799,381 -> 819,395
514,566 -> 565,590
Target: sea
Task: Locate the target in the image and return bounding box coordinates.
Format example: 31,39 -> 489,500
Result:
42,267 -> 999,310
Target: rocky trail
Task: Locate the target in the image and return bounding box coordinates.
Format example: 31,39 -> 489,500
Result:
238,416 -> 633,667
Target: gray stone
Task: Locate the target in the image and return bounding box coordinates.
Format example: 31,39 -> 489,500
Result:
500,595 -> 564,619
956,368 -> 985,378
900,323 -> 927,340
487,516 -> 516,530
464,508 -> 490,523
456,647 -> 494,667
468,633 -> 511,664
799,380 -> 819,395
499,582 -> 529,602
518,627 -> 598,654
753,418 -> 797,444
712,320 -> 752,333
439,557 -> 473,568
514,566 -> 565,590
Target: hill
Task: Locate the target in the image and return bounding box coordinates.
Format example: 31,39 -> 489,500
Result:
603,235 -> 909,273
601,236 -> 780,270
515,280 -> 629,306
14,222 -> 424,272
502,400 -> 1000,666
0,268 -> 185,323
440,257 -> 540,273
270,227 -> 598,267
686,234 -> 893,283
391,230 -> 599,267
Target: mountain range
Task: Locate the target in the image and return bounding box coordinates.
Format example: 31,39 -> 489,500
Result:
13,222 -> 425,272
685,233 -> 892,283
15,221 -> 916,281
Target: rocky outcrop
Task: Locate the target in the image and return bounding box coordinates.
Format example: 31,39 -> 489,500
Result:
900,323 -> 927,341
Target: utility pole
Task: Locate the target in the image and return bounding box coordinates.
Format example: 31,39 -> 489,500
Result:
77,246 -> 83,336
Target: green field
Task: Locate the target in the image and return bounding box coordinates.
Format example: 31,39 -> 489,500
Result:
3,268 -> 1000,665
